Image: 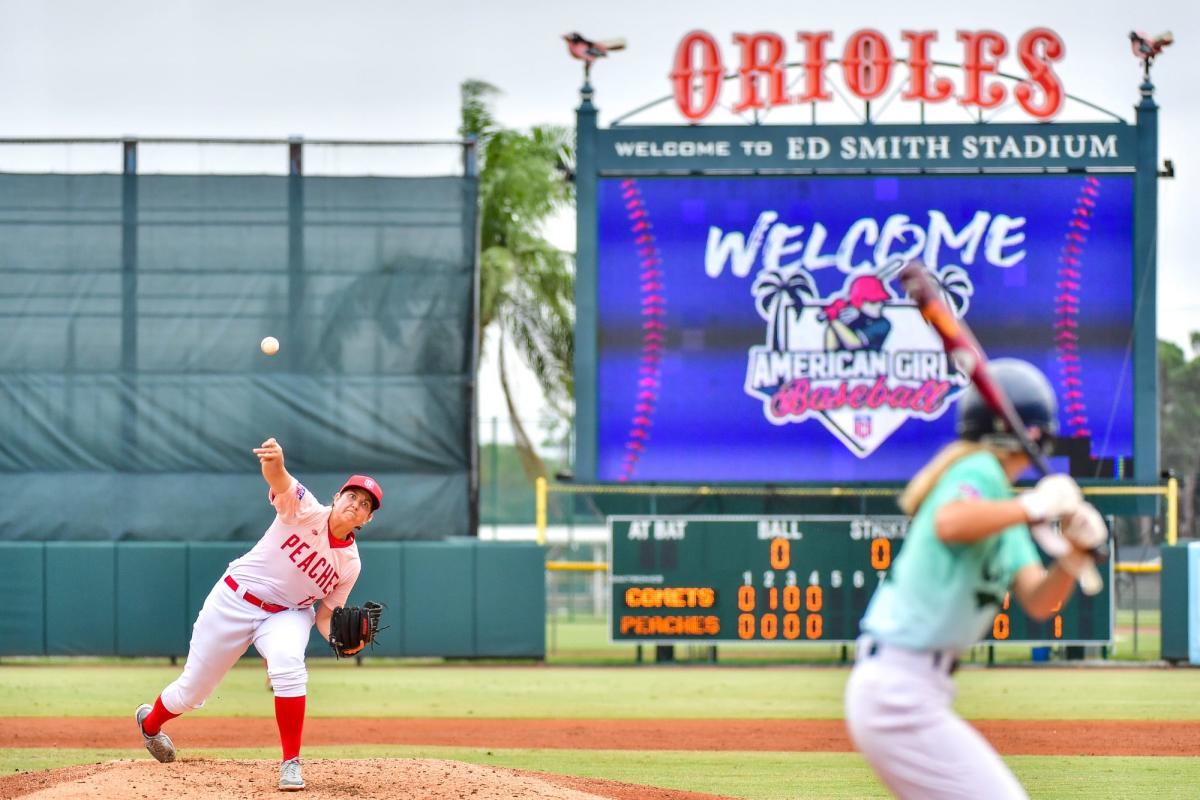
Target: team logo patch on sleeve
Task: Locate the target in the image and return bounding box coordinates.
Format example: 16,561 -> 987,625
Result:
958,483 -> 981,500
296,485 -> 306,500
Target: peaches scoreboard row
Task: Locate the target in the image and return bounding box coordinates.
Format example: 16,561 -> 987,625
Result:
607,516 -> 1112,645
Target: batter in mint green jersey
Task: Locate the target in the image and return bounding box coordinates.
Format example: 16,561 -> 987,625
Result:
842,359 -> 1111,800
861,450 -> 1040,652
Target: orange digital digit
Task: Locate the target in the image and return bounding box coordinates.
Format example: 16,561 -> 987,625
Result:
993,613 -> 1010,640
737,585 -> 756,612
760,614 -> 778,639
783,613 -> 801,640
738,613 -> 755,639
870,538 -> 891,570
768,587 -> 778,610
805,613 -> 823,639
782,585 -> 800,612
1054,615 -> 1063,639
805,585 -> 823,612
770,537 -> 790,569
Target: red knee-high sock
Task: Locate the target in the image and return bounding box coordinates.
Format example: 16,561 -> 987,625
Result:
142,695 -> 180,736
274,695 -> 306,761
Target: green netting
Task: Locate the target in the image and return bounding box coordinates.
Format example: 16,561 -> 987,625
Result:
0,172 -> 477,540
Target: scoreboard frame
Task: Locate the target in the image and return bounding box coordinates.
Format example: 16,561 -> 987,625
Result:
607,514 -> 1115,647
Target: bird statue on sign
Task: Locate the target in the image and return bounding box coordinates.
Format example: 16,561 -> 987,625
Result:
1129,30 -> 1173,81
563,32 -> 626,83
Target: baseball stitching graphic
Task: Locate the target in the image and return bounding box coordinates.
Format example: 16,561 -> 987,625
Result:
617,179 -> 664,482
1055,176 -> 1100,442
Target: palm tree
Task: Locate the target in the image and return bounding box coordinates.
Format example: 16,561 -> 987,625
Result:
753,268 -> 817,351
462,80 -> 575,480
935,264 -> 974,316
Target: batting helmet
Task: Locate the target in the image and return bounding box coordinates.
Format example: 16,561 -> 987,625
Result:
956,359 -> 1058,453
848,275 -> 891,307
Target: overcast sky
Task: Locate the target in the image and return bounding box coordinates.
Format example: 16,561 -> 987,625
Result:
2,0 -> 1196,425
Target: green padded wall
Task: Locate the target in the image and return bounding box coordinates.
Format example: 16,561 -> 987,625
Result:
45,542 -> 116,655
475,543 -> 545,657
1162,544 -> 1190,663
116,543 -> 190,655
186,543 -> 248,623
0,543 -> 45,655
0,540 -> 544,659
403,541 -> 476,657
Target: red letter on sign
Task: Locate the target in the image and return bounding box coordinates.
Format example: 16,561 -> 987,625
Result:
842,29 -> 893,100
671,30 -> 724,122
795,32 -> 833,102
958,30 -> 1007,109
732,32 -> 788,113
1014,28 -> 1065,119
901,30 -> 953,103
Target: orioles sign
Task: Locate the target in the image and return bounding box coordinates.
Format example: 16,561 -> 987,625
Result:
671,29 -> 1066,121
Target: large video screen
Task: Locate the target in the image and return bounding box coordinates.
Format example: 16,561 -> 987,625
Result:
596,174 -> 1134,482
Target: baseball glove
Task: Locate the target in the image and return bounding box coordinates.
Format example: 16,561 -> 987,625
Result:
328,601 -> 385,658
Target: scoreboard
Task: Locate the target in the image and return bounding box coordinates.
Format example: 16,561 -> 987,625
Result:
609,516 -> 1113,646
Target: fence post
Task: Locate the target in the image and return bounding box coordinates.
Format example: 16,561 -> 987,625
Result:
1167,475 -> 1178,545
536,476 -> 547,545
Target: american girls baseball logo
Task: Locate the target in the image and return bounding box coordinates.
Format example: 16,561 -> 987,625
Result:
723,211 -> 1009,457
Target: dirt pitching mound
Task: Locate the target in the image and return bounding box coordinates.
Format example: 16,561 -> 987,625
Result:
0,758 -> 731,800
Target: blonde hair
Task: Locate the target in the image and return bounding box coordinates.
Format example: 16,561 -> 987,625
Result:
897,440 -> 990,516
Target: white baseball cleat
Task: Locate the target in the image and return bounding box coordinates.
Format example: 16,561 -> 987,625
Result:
135,703 -> 177,763
279,757 -> 305,791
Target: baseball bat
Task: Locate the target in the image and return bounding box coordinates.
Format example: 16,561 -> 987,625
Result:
899,259 -> 1105,596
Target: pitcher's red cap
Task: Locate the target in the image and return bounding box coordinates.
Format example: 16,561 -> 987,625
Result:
340,475 -> 382,511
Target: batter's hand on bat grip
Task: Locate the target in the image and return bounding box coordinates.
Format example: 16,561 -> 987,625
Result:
1058,503 -> 1108,596
1062,503 -> 1108,551
1017,474 -> 1083,523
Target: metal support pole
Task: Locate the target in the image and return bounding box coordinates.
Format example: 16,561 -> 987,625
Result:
121,139 -> 138,464
464,134 -> 481,538
286,137 -> 305,455
1132,78 -> 1160,488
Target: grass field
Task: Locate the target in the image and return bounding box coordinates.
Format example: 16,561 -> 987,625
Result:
0,659 -> 1197,799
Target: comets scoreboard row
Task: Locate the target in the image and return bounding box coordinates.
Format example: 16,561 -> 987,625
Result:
608,516 -> 1113,645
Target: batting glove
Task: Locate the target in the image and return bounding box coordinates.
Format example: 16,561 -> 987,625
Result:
1017,474 -> 1082,523
1062,502 -> 1108,551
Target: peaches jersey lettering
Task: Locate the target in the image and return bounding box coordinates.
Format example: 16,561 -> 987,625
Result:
226,480 -> 361,610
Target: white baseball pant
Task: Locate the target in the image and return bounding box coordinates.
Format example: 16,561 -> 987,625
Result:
160,577 -> 316,714
844,637 -> 1027,800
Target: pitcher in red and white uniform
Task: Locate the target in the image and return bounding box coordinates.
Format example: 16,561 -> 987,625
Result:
134,437 -> 382,791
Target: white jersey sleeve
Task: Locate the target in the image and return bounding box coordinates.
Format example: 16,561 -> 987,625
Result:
270,480 -> 324,525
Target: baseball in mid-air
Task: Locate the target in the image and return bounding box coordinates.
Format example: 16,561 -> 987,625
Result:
260,336 -> 280,356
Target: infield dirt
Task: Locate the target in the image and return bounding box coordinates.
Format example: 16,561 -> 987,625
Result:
2,717 -> 1195,799
0,716 -> 1195,756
